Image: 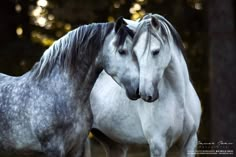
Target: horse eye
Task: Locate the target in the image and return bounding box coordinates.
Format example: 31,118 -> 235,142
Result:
118,49 -> 127,55
152,50 -> 160,56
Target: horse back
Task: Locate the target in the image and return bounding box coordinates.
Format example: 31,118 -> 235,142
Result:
0,73 -> 12,81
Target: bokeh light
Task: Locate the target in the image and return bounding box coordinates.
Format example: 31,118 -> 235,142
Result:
15,4 -> 22,13
114,2 -> 120,9
37,0 -> 48,7
128,1 -> 145,20
32,7 -> 42,17
36,17 -> 47,27
16,27 -> 23,37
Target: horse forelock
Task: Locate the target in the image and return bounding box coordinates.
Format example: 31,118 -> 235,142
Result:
133,14 -> 185,54
155,14 -> 185,53
31,23 -> 114,79
132,20 -> 165,55
114,25 -> 135,48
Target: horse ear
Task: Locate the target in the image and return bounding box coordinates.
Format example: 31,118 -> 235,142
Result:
115,16 -> 127,33
151,16 -> 160,30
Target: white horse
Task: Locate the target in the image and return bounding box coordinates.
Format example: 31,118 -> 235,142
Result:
90,14 -> 201,157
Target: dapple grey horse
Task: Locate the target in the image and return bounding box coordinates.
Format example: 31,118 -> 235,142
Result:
0,18 -> 140,157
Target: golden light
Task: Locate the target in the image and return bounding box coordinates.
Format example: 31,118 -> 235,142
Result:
194,2 -> 202,10
113,2 -> 120,8
133,3 -> 141,11
129,8 -> 136,14
37,0 -> 48,7
16,27 -> 23,36
42,38 -> 54,46
31,31 -> 55,46
130,1 -> 145,20
131,12 -> 141,20
15,4 -> 22,13
137,0 -> 145,2
56,31 -> 63,37
32,7 -> 42,17
37,17 -> 47,27
107,16 -> 115,22
48,14 -> 55,20
64,24 -> 72,31
139,10 -> 146,17
45,23 -> 52,30
88,132 -> 93,138
31,31 -> 40,39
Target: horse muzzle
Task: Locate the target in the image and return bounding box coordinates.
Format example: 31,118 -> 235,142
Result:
140,87 -> 159,102
124,80 -> 140,100
126,87 -> 140,100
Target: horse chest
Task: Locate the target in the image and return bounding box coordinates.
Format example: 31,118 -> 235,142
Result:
29,101 -> 92,156
136,93 -> 185,144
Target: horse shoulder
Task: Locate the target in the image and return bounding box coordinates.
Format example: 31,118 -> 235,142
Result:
184,82 -> 201,129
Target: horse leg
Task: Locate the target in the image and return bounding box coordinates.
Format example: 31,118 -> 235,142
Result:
65,136 -> 90,157
80,138 -> 91,157
41,136 -> 65,157
179,133 -> 198,157
40,133 -> 85,157
148,136 -> 167,157
91,129 -> 128,157
177,115 -> 198,157
45,150 -> 65,157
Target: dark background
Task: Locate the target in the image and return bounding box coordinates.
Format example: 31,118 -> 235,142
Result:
0,0 -> 235,156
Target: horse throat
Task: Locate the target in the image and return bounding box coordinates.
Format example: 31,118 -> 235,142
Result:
163,52 -> 187,98
71,57 -> 102,102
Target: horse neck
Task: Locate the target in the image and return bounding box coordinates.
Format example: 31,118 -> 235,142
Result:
29,42 -> 101,104
30,61 -> 100,106
163,48 -> 190,98
69,59 -> 101,102
28,22 -> 115,103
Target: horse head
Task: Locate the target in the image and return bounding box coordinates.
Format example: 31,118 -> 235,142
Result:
132,14 -> 174,102
98,17 -> 140,100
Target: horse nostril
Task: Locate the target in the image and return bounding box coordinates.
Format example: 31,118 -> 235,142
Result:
136,88 -> 140,97
147,96 -> 152,102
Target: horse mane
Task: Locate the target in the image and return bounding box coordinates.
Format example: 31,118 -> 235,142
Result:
153,14 -> 185,53
31,23 -> 115,79
133,14 -> 185,54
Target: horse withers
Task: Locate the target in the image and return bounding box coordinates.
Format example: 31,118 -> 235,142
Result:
90,14 -> 201,157
0,18 -> 140,157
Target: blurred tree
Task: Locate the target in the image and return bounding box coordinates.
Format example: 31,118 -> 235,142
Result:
0,0 -> 17,46
18,0 -> 31,40
208,0 -> 236,145
50,0 -> 111,24
0,0 -> 23,75
0,0 -> 44,75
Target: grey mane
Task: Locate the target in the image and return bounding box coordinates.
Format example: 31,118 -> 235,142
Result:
31,23 -> 114,79
134,14 -> 185,53
152,14 -> 185,52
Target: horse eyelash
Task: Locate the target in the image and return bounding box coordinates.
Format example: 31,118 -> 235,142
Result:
152,50 -> 160,56
118,49 -> 127,55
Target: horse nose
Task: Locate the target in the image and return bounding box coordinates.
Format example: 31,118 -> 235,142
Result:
142,95 -> 153,102
147,96 -> 152,102
141,90 -> 159,102
125,81 -> 140,100
136,87 -> 140,98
